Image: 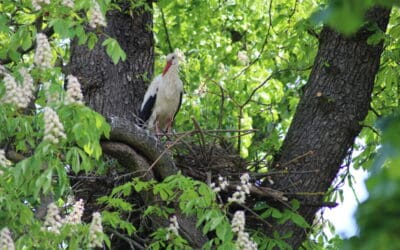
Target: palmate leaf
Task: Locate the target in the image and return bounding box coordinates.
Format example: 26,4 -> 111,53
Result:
102,38 -> 126,64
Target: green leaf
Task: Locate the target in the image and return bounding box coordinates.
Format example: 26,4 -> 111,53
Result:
290,213 -> 309,228
367,30 -> 385,45
51,19 -> 73,39
102,38 -> 126,64
87,33 -> 98,50
271,208 -> 283,219
216,219 -> 233,242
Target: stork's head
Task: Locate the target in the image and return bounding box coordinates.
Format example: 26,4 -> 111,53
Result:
162,52 -> 179,76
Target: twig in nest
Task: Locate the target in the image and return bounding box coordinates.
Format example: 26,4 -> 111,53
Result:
140,131 -> 192,178
302,201 -> 338,208
276,150 -> 315,168
191,116 -> 206,157
109,229 -> 145,250
286,192 -> 326,196
68,175 -> 107,180
239,203 -> 273,228
250,169 -> 320,177
227,182 -> 288,202
164,128 -> 258,137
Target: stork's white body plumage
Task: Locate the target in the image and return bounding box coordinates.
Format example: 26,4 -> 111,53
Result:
139,52 -> 183,133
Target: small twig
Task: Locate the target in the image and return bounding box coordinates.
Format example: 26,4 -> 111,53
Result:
249,169 -> 320,177
163,128 -> 259,137
191,117 -> 206,150
227,183 -> 288,201
287,0 -> 299,25
286,192 -> 326,196
68,175 -> 107,180
159,7 -> 173,53
369,106 -> 381,117
239,203 -> 273,228
361,124 -> 380,136
140,131 -> 192,178
302,201 -> 338,208
109,229 -> 145,250
277,150 -> 315,168
237,107 -> 243,153
241,72 -> 276,108
217,84 -> 225,130
206,130 -> 257,140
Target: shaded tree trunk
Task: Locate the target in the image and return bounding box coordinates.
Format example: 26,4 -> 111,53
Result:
68,1 -> 155,249
266,7 -> 391,248
69,1 -> 154,122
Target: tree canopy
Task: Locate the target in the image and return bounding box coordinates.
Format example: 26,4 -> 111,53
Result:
0,0 -> 399,249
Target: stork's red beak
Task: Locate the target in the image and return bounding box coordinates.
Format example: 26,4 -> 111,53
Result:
162,60 -> 172,76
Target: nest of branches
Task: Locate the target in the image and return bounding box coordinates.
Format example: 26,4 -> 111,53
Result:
67,117 -> 302,248
173,138 -> 247,182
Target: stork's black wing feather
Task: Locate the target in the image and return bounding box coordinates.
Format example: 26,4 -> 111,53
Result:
138,93 -> 157,127
173,91 -> 183,120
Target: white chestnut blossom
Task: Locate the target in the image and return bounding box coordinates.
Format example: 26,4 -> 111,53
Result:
236,231 -> 258,250
210,175 -> 229,193
238,51 -> 250,65
43,107 -> 67,144
167,215 -> 179,238
0,150 -> 7,175
1,75 -> 18,105
42,203 -> 63,234
62,0 -> 74,8
231,210 -> 245,233
32,0 -> 50,10
88,1 -> 107,28
88,212 -> 103,248
65,75 -> 83,105
20,68 -> 35,104
231,211 -> 257,250
64,199 -> 84,225
34,33 -> 53,68
1,68 -> 34,109
0,227 -> 15,250
228,173 -> 251,204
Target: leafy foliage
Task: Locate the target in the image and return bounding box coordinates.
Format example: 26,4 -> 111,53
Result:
0,0 -> 399,249
343,114 -> 400,250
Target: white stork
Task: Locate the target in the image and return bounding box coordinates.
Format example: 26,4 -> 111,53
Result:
138,52 -> 183,134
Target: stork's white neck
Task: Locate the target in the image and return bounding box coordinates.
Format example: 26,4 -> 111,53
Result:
162,64 -> 179,84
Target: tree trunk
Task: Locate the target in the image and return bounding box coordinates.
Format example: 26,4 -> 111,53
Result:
68,1 -> 155,249
69,1 -> 154,122
266,7 -> 391,248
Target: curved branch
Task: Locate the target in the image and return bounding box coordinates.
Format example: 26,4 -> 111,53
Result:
106,116 -> 178,180
102,116 -> 208,248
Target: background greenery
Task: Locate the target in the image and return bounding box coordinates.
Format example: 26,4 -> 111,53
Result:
0,0 -> 399,249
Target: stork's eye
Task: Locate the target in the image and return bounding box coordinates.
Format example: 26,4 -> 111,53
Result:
172,56 -> 175,59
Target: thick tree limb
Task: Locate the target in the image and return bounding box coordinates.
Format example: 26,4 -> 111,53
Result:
107,116 -> 178,180
101,117 -> 208,248
263,7 -> 392,248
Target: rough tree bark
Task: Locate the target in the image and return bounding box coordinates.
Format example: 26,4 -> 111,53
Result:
266,7 -> 391,248
69,1 -> 154,122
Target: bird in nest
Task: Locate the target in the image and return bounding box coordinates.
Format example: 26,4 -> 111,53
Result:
138,52 -> 183,135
